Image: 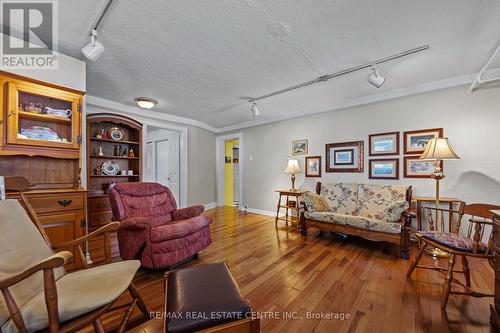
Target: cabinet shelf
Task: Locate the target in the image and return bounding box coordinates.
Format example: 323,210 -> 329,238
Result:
89,137 -> 140,145
18,111 -> 72,124
90,155 -> 139,160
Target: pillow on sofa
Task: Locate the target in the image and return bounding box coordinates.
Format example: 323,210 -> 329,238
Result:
302,191 -> 330,212
382,201 -> 409,223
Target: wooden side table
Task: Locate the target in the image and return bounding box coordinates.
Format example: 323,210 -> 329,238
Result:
413,196 -> 463,231
275,189 -> 301,227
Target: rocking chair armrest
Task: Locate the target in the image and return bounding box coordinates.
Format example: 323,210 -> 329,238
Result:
52,222 -> 120,250
402,209 -> 416,219
0,251 -> 72,290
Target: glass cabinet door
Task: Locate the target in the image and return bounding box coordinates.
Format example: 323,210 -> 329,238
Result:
6,82 -> 81,150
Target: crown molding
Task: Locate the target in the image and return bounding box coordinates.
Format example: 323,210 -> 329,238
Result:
86,95 -> 218,132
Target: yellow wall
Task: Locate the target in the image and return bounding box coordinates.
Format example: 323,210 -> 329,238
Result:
224,139 -> 239,206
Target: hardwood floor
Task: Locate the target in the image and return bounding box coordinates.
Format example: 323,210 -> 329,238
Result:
84,207 -> 495,333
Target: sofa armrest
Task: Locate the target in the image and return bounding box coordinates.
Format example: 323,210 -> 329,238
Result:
172,205 -> 205,221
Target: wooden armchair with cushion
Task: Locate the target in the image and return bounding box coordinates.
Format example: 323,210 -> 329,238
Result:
407,202 -> 500,308
0,177 -> 148,333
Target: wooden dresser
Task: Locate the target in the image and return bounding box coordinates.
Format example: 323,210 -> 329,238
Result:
491,210 -> 500,328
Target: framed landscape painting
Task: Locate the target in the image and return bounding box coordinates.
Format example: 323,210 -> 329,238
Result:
403,128 -> 443,154
369,159 -> 399,180
403,156 -> 442,178
325,141 -> 364,173
369,132 -> 399,156
292,139 -> 308,155
305,156 -> 322,177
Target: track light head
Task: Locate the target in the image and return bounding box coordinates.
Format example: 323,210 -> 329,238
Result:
81,29 -> 105,61
251,102 -> 260,117
367,65 -> 385,88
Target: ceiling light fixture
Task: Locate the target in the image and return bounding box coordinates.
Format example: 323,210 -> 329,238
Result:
81,29 -> 104,61
366,65 -> 385,88
246,45 -> 429,103
135,97 -> 158,109
250,101 -> 260,117
81,0 -> 114,61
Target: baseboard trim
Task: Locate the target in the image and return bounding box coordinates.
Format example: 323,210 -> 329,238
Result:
245,207 -> 278,217
204,202 -> 218,210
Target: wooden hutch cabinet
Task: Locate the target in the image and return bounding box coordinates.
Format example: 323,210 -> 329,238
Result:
0,71 -> 86,270
86,113 -> 142,262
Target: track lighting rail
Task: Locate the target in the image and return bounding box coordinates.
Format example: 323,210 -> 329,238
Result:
248,45 -> 429,102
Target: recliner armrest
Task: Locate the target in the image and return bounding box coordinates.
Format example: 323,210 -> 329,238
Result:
120,217 -> 153,230
172,205 -> 205,221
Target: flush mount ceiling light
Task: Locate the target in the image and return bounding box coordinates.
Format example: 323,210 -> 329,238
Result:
81,0 -> 114,61
134,97 -> 158,109
250,101 -> 260,117
81,29 -> 104,61
367,65 -> 385,88
246,45 -> 429,104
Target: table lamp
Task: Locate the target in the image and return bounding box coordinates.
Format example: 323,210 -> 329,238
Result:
419,137 -> 460,257
284,159 -> 301,191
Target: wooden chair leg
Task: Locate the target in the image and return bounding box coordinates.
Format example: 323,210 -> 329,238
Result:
93,319 -> 105,333
441,254 -> 456,309
461,255 -> 471,288
407,241 -> 426,277
128,283 -> 149,316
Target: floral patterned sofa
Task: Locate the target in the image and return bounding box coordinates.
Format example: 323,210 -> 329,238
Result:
299,182 -> 413,258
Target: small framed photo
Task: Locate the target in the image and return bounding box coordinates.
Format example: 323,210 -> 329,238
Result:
369,132 -> 399,156
403,156 -> 442,178
305,156 -> 322,177
292,139 -> 308,155
403,128 -> 443,154
369,159 -> 399,180
326,141 -> 364,173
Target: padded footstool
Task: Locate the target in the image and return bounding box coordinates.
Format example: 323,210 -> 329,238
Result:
163,262 -> 260,333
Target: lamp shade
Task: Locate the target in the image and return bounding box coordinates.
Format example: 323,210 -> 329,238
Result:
419,138 -> 460,161
284,159 -> 301,173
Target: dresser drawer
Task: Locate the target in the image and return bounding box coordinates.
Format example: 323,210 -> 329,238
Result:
90,197 -> 112,213
90,211 -> 113,227
28,193 -> 85,214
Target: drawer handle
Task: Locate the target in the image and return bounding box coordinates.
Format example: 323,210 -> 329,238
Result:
58,199 -> 72,207
97,203 -> 105,208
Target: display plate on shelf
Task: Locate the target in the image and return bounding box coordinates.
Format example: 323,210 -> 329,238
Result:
101,160 -> 120,175
107,127 -> 126,141
18,126 -> 62,141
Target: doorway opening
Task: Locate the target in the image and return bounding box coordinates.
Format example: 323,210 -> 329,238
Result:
216,133 -> 243,209
144,126 -> 183,205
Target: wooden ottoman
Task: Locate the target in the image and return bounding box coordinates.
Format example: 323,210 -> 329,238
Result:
163,262 -> 260,333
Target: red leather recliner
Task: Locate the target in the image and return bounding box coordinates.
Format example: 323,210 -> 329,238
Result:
108,182 -> 212,269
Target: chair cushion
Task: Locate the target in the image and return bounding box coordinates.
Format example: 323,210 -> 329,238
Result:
356,184 -> 408,220
419,231 -> 488,253
304,211 -> 402,234
0,200 -> 64,328
1,260 -> 140,333
151,216 -> 212,243
301,191 -> 330,212
166,262 -> 251,333
320,183 -> 358,215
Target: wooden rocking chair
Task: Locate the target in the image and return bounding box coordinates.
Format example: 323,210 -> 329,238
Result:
407,202 -> 500,309
0,177 -> 149,333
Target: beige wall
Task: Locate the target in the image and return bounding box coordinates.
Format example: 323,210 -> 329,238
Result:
219,86 -> 500,213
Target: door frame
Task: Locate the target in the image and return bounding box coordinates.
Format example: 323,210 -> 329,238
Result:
144,124 -> 188,208
216,133 -> 243,209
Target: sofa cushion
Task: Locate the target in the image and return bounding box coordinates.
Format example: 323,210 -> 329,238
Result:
304,211 -> 402,234
151,216 -> 212,243
356,184 -> 408,220
382,201 -> 409,223
320,183 -> 358,215
302,191 -> 330,212
419,231 -> 488,253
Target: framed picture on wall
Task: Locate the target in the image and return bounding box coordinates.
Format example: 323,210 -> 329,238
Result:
403,156 -> 442,178
325,141 -> 364,173
305,156 -> 322,177
369,159 -> 399,180
403,128 -> 443,154
292,139 -> 308,155
369,132 -> 399,156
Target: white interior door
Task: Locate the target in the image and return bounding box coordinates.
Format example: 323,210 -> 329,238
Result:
144,141 -> 154,182
155,133 -> 180,203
